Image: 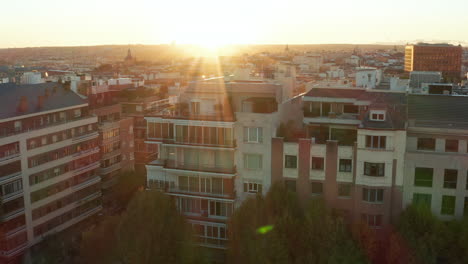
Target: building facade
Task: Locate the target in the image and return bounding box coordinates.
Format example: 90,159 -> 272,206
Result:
405,44 -> 463,80
404,95 -> 468,220
145,77 -> 285,249
0,83 -> 102,262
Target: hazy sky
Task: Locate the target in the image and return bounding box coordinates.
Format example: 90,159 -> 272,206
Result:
1,0 -> 467,48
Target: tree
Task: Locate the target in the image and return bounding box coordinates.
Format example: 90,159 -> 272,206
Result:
395,204 -> 468,264
80,216 -> 120,264
110,170 -> 146,208
227,183 -> 367,264
80,190 -> 205,264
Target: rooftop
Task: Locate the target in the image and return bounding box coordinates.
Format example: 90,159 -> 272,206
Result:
0,82 -> 86,120
408,94 -> 468,129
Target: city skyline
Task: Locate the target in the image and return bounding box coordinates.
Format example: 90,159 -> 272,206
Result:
2,0 -> 468,49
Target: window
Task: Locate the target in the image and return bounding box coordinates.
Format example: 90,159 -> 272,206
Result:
311,157 -> 324,170
73,109 -> 81,118
244,154 -> 262,170
362,188 -> 384,203
285,179 -> 296,192
441,195 -> 456,215
243,182 -> 262,193
414,167 -> 433,187
363,162 -> 385,177
464,197 -> 468,216
338,184 -> 352,197
243,127 -> 263,143
361,214 -> 382,228
443,169 -> 457,189
445,139 -> 458,152
209,201 -> 232,217
311,182 -> 323,195
14,121 -> 22,132
370,110 -> 385,121
1,180 -> 23,196
365,135 -> 386,149
339,159 -> 352,172
284,155 -> 297,169
190,101 -> 200,114
343,104 -> 359,114
417,138 -> 435,151
136,105 -> 143,112
413,193 -> 432,208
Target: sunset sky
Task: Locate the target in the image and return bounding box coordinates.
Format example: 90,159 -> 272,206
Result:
1,0 -> 467,48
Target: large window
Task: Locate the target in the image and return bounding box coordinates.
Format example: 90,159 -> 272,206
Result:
179,198 -> 201,214
417,138 -> 436,151
284,155 -> 297,169
244,154 -> 262,170
414,167 -> 433,187
0,180 -> 23,196
311,182 -> 323,195
244,127 -> 263,143
363,162 -> 385,177
361,214 -> 382,228
413,193 -> 432,208
343,104 -> 359,114
209,201 -> 232,217
445,139 -> 458,152
339,159 -> 352,172
365,135 -> 386,149
362,188 -> 384,203
243,182 -> 262,193
285,179 -> 296,192
441,195 -> 456,215
338,184 -> 352,197
443,169 -> 457,189
311,157 -> 324,170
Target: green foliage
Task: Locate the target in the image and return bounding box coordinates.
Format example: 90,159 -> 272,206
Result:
80,190 -> 205,264
396,204 -> 468,264
31,232 -> 78,264
110,170 -> 146,207
227,183 -> 367,264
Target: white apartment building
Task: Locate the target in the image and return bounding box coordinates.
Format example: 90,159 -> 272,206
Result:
0,83 -> 102,262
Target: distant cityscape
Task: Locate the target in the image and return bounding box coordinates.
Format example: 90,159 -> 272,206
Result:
0,42 -> 468,263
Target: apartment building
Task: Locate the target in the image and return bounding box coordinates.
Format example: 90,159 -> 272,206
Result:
90,103 -> 135,190
121,96 -> 168,173
405,43 -> 462,80
272,88 -> 407,231
0,83 -> 102,262
404,94 -> 468,220
145,77 -> 285,249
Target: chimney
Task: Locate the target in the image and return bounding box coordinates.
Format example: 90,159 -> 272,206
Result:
17,96 -> 28,113
37,95 -> 44,109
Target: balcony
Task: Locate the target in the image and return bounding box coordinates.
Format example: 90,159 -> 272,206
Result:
166,138 -> 236,149
195,236 -> 227,249
0,152 -> 20,166
99,162 -> 121,175
0,171 -> 21,185
71,131 -> 99,143
1,190 -> 23,203
168,187 -> 235,200
165,160 -> 236,175
0,116 -> 96,139
1,208 -> 25,222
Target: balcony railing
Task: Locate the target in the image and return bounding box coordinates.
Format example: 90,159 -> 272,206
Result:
0,152 -> 20,165
166,138 -> 237,148
168,187 -> 235,199
165,160 -> 236,174
99,162 -> 121,175
0,171 -> 21,185
0,116 -> 95,139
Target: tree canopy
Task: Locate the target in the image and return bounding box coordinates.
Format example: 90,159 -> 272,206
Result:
80,190 -> 206,264
227,183 -> 367,264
